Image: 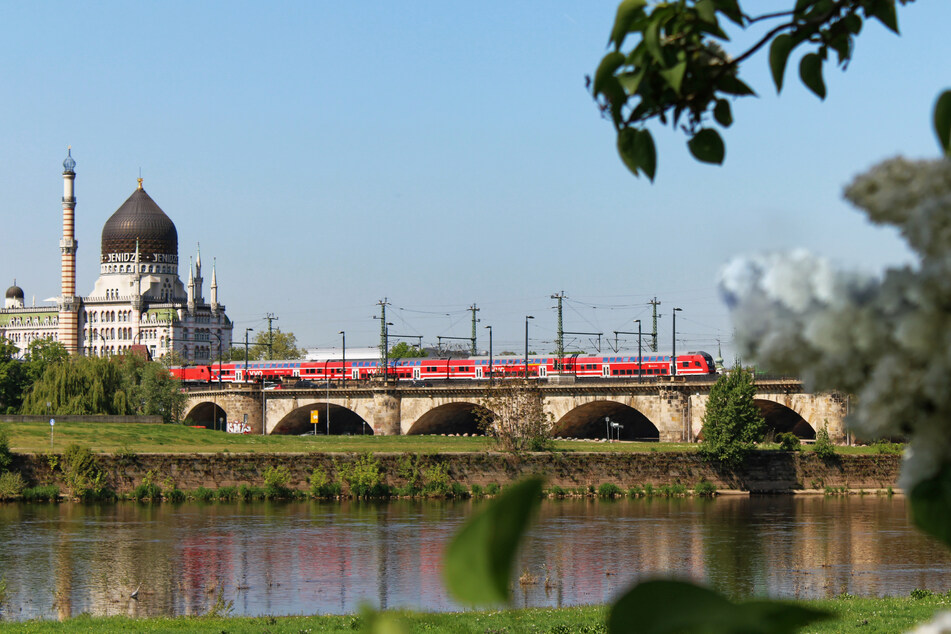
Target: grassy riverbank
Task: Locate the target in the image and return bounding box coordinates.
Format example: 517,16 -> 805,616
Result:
2,595 -> 949,633
1,421 -> 897,456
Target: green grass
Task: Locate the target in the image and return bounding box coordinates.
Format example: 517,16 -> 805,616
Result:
1,596 -> 949,633
2,421 -> 894,456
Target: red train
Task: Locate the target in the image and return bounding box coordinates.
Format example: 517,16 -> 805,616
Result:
170,351 -> 718,385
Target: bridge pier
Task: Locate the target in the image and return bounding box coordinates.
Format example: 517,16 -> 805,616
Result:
371,390 -> 401,436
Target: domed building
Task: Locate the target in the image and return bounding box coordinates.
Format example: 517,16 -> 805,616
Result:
0,149 -> 232,361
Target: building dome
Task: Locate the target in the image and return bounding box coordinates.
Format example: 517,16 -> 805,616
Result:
5,282 -> 23,300
101,185 -> 178,265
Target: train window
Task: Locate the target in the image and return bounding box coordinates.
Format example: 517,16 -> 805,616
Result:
694,361 -> 702,367
681,361 -> 689,368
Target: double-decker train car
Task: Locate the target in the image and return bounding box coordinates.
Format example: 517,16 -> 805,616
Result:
170,351 -> 717,385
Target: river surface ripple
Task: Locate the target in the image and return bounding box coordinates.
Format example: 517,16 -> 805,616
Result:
0,495 -> 949,621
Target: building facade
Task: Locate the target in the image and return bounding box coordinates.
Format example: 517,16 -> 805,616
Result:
1,150 -> 232,362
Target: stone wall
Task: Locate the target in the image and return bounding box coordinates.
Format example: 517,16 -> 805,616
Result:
11,451 -> 902,494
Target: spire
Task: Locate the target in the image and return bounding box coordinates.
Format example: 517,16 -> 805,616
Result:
210,258 -> 218,310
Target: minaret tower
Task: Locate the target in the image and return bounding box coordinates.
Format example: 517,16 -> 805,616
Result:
58,148 -> 80,354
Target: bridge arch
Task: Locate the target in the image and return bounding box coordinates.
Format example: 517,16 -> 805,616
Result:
406,402 -> 489,436
183,401 -> 228,430
754,399 -> 815,439
271,403 -> 372,436
552,400 -> 659,441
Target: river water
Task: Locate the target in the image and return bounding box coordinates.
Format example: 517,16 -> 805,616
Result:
1,495 -> 950,621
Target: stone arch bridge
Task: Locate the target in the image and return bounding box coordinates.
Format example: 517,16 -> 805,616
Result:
183,378 -> 848,443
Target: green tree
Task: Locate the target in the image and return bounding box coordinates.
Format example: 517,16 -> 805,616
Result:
593,0 -> 914,180
699,362 -> 766,467
389,341 -> 426,359
20,352 -> 185,423
0,337 -> 27,414
230,328 -> 301,361
23,338 -> 68,384
478,380 -> 555,453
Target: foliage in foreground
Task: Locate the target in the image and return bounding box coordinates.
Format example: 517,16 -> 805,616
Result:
592,0 -> 916,180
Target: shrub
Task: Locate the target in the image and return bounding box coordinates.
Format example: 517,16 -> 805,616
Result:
0,471 -> 25,500
263,465 -> 293,499
0,427 -> 13,473
337,453 -> 389,498
309,467 -> 341,499
777,432 -> 801,451
165,487 -> 187,503
874,440 -> 904,454
813,426 -> 836,460
132,471 -> 163,501
627,485 -> 644,498
694,480 -> 717,497
217,486 -> 238,501
449,482 -> 470,498
470,484 -> 484,497
20,485 -> 60,502
114,445 -> 138,466
643,483 -> 655,497
396,454 -> 422,493
423,462 -> 452,497
486,483 -> 500,496
238,484 -> 266,501
597,483 -> 622,499
659,483 -> 688,497
193,487 -> 217,502
911,588 -> 935,599
548,485 -> 568,498
61,444 -> 114,501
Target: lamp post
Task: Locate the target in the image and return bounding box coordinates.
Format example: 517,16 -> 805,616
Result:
671,308 -> 682,376
339,330 -> 346,384
605,416 -> 611,441
524,316 -> 534,379
244,327 -> 253,382
635,319 -> 642,381
484,325 -> 493,381
212,331 -> 223,389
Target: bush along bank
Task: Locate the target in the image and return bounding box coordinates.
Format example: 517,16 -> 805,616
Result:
3,447 -> 902,501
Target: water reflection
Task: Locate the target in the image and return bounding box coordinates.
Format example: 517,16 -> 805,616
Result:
0,496 -> 949,621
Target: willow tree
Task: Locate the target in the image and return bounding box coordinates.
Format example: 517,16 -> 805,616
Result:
21,353 -> 185,423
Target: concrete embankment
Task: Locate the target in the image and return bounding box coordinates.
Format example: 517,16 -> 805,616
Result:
11,451 -> 901,494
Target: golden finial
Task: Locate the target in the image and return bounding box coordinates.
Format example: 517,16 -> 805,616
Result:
137,177 -> 143,190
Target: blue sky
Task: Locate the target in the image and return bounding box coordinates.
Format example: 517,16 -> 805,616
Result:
0,2 -> 945,359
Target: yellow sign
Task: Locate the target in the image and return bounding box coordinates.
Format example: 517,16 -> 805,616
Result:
310,410 -> 320,424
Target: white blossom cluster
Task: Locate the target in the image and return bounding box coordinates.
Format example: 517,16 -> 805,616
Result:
907,611 -> 951,634
718,157 -> 951,492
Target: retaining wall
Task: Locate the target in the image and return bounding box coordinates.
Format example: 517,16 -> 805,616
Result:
10,451 -> 902,494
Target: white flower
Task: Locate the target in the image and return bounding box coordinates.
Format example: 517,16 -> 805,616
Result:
720,157 -> 951,491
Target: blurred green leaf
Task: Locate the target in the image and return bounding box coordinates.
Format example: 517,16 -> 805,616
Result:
610,0 -> 648,50
868,0 -> 899,33
713,0 -> 744,26
768,34 -> 794,93
644,20 -> 663,65
594,52 -> 626,97
933,90 -> 951,156
910,463 -> 951,548
695,0 -> 717,24
443,477 -> 544,606
609,580 -> 830,633
359,604 -> 410,634
799,53 -> 826,99
617,128 -> 657,181
714,99 -> 733,127
659,59 -> 687,95
688,128 -> 725,164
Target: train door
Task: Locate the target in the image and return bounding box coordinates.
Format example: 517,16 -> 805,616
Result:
413,367 -> 421,380
475,366 -> 483,379
352,368 -> 359,380
235,369 -> 244,382
538,366 -> 547,378
602,364 -> 610,377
